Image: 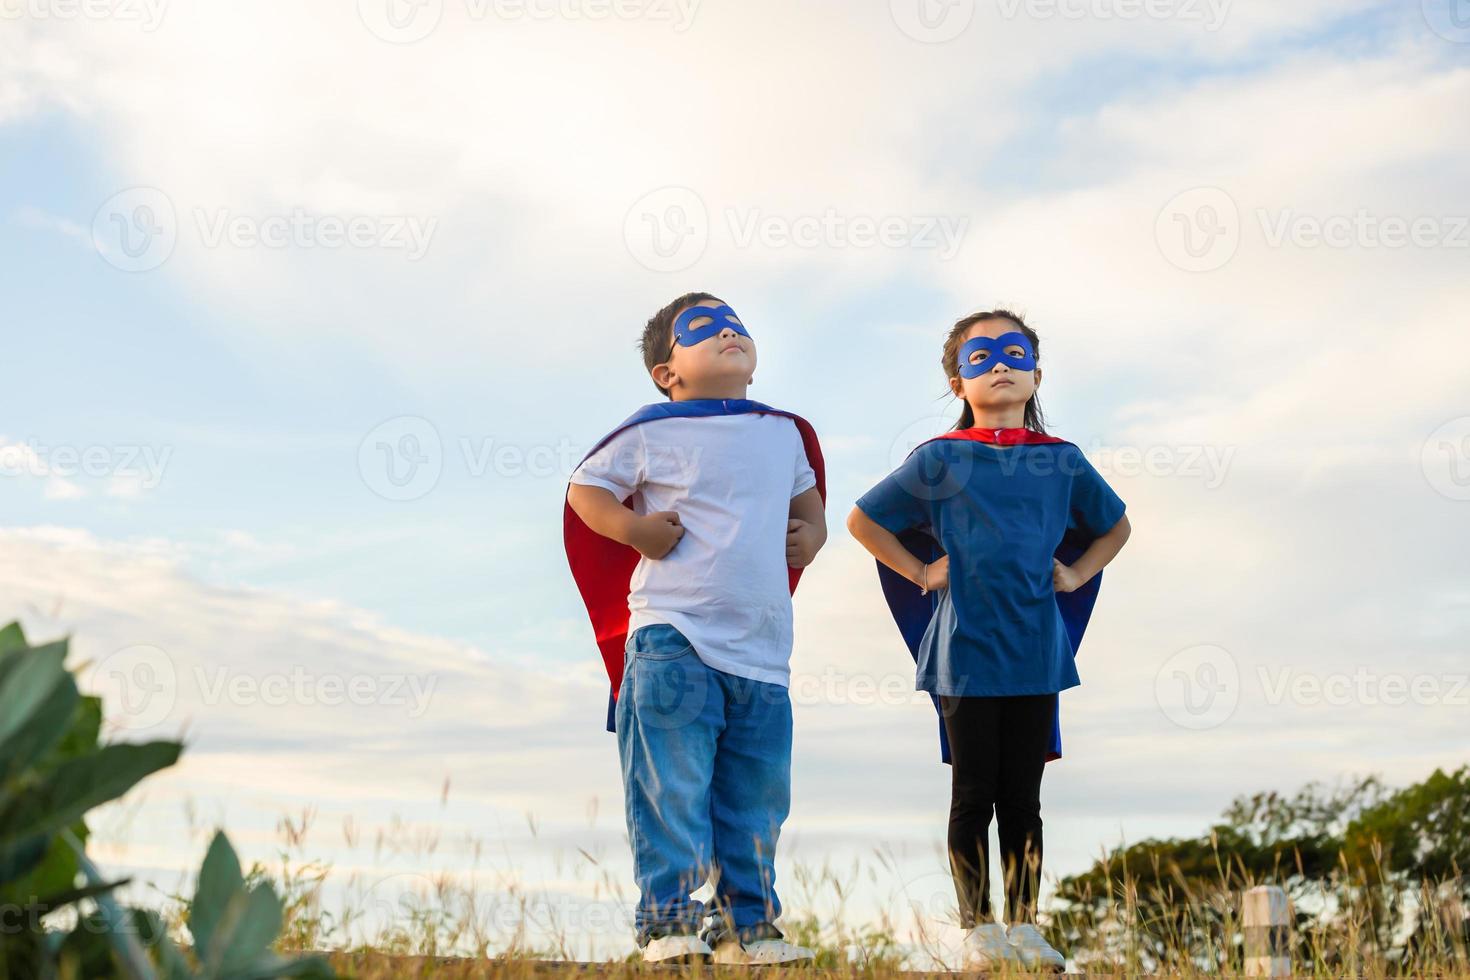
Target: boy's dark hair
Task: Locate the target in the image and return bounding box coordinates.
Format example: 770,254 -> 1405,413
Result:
941,308 -> 1049,433
639,291 -> 722,398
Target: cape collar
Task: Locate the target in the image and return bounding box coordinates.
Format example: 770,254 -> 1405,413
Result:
928,426 -> 1065,448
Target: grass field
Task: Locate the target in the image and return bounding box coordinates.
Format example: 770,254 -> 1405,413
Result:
161,808 -> 1466,980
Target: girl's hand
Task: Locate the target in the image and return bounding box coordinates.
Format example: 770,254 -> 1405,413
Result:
920,555 -> 949,593
632,511 -> 684,559
1053,558 -> 1084,593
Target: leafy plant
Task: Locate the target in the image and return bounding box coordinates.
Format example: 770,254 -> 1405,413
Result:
0,621 -> 335,979
130,832 -> 334,980
0,621 -> 181,978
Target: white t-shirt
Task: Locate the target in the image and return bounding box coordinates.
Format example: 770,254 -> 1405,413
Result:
570,413 -> 817,687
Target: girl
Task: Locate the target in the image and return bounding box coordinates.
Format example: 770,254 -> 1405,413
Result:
847,309 -> 1131,971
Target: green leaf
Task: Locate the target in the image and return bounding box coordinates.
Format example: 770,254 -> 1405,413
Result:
0,640 -> 70,748
215,882 -> 285,976
0,821 -> 85,906
132,908 -> 195,980
0,741 -> 182,847
62,695 -> 104,758
0,831 -> 52,885
0,672 -> 80,782
0,621 -> 28,655
192,830 -> 246,959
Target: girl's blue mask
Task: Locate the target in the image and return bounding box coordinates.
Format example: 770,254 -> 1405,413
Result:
673,304 -> 751,349
958,332 -> 1036,379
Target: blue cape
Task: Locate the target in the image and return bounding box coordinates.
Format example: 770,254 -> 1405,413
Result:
874,428 -> 1107,764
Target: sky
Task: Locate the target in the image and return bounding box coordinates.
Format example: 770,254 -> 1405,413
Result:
2,0 -> 1469,961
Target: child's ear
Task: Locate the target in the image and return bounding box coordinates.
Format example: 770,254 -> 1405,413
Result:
651,363 -> 676,393
1033,367 -> 1042,389
948,375 -> 964,398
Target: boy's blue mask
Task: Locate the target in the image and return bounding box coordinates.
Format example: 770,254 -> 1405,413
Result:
958,332 -> 1036,379
673,304 -> 751,350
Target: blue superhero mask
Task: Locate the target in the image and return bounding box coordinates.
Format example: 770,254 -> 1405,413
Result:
673,304 -> 751,349
958,332 -> 1036,379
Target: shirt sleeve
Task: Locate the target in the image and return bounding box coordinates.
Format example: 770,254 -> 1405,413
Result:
790,423 -> 817,499
1066,447 -> 1127,538
569,427 -> 644,502
854,444 -> 942,535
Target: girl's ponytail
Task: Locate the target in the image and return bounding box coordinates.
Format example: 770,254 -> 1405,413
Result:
941,309 -> 1048,434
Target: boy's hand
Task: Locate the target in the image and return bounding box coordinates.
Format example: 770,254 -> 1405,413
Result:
632,511 -> 684,559
1053,558 -> 1084,593
920,555 -> 949,592
786,518 -> 822,568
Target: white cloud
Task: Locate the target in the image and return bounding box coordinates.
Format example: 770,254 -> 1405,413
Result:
42,475 -> 86,499
0,0 -> 1432,372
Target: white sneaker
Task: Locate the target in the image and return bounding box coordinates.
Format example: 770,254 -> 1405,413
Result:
1006,922 -> 1066,971
961,922 -> 1024,969
712,937 -> 816,965
642,934 -> 713,963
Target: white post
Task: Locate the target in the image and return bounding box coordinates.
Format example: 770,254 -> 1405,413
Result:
1242,884 -> 1292,977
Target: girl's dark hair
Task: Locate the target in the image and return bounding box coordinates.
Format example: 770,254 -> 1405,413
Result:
639,291 -> 722,398
941,308 -> 1048,433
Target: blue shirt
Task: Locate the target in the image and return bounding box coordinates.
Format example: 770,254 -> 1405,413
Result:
855,436 -> 1126,697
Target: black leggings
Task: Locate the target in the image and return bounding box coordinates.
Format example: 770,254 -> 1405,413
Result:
939,693 -> 1056,927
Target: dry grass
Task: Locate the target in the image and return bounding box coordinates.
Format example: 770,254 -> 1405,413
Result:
137,805 -> 1469,979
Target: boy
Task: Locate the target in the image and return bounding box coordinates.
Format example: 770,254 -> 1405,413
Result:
563,292 -> 826,964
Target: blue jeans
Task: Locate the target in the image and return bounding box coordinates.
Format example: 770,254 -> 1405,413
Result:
617,623 -> 792,947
